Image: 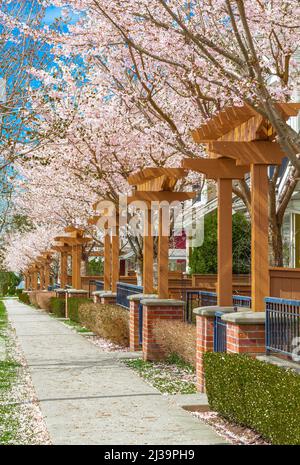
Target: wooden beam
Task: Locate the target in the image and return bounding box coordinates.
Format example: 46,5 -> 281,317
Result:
44,263 -> 50,289
128,191 -> 195,202
251,164 -> 270,311
89,251 -> 104,257
217,179 -> 233,306
208,141 -> 285,166
64,226 -> 84,236
54,236 -> 92,245
72,244 -> 82,289
182,157 -> 249,179
40,266 -> 45,290
60,252 -> 68,288
52,245 -> 71,253
143,209 -> 154,294
158,207 -> 169,299
32,270 -> 38,290
128,168 -> 186,186
111,218 -> 120,293
104,227 -> 111,291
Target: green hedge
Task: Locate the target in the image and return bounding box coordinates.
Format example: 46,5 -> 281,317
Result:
49,297 -> 92,320
67,297 -> 92,323
49,297 -> 65,317
18,292 -> 30,305
204,353 -> 300,445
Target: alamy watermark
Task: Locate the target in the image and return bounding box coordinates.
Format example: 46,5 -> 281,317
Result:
94,195 -> 205,247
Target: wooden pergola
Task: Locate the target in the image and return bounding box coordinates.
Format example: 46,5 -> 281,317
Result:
35,252 -> 53,289
27,264 -> 39,290
53,227 -> 92,289
127,167 -> 195,298
88,208 -> 120,293
184,103 -> 300,311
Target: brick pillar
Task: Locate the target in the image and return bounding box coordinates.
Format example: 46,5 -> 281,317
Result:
128,294 -> 158,352
196,314 -> 215,393
141,299 -> 184,361
101,293 -> 116,305
222,312 -> 266,356
226,323 -> 266,354
129,300 -> 141,351
194,306 -> 246,392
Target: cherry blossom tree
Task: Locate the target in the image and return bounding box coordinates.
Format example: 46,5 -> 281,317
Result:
43,0 -> 299,266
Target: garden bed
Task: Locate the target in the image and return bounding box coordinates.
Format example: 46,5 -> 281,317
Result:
123,355 -> 197,395
187,406 -> 269,445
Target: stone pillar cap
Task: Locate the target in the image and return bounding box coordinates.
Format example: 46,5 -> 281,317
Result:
141,298 -> 185,307
127,293 -> 158,302
193,306 -> 250,317
99,291 -> 117,297
221,311 -> 265,324
66,289 -> 88,294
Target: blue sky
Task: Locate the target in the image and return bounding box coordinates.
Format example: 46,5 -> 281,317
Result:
43,5 -> 80,26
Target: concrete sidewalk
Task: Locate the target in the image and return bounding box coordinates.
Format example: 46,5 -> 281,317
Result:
5,299 -> 226,445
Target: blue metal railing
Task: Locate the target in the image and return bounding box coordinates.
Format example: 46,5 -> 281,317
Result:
185,290 -> 202,323
184,291 -> 251,324
116,282 -> 143,309
95,280 -> 104,292
214,311 -> 227,352
233,295 -> 252,308
201,291 -> 218,307
266,297 -> 300,359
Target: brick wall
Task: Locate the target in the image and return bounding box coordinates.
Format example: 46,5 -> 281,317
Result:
142,303 -> 184,361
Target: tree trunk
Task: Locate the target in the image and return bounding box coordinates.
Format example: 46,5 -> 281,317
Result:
269,216 -> 284,267
136,255 -> 143,286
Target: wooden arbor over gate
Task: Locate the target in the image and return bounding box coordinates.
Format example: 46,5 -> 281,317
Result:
184,103 -> 300,311
127,168 -> 195,298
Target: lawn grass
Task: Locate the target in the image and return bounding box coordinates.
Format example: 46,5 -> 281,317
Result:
124,354 -> 197,395
0,300 -> 23,444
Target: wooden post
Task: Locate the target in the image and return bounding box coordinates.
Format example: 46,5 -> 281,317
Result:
72,244 -> 82,289
251,164 -> 270,311
40,266 -> 45,290
32,270 -> 38,290
143,208 -> 154,294
217,179 -> 233,306
104,225 -> 111,291
44,263 -> 50,289
60,252 -> 68,288
158,206 -> 169,299
111,216 -> 120,293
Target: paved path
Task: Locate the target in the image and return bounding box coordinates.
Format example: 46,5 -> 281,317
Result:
5,299 -> 226,445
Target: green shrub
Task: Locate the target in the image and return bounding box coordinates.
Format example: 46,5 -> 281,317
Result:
67,297 -> 92,322
189,211 -> 251,274
49,297 -> 66,317
78,303 -> 129,346
18,293 -> 30,305
204,353 -> 300,445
